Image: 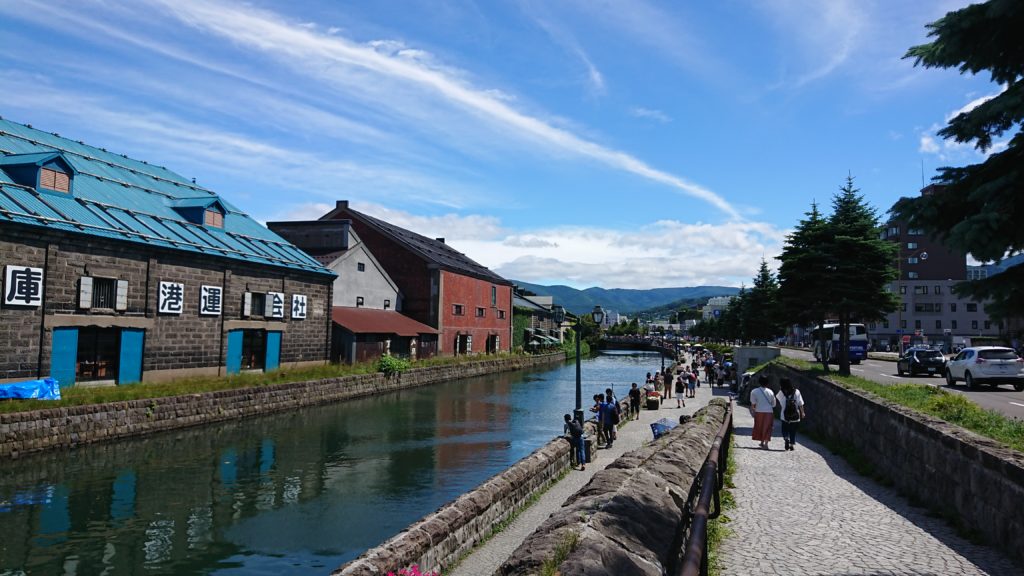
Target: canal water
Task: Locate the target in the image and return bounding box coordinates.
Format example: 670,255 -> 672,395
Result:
0,351 -> 665,575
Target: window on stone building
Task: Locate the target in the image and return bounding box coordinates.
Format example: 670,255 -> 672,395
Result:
984,320 -> 992,330
934,285 -> 941,295
972,320 -> 979,330
914,320 -> 921,329
914,286 -> 928,295
950,303 -> 957,312
908,228 -> 924,235
966,303 -> 978,312
899,286 -> 907,294
92,278 -> 117,308
908,272 -> 919,279
951,320 -> 957,330
453,304 -> 465,316
498,310 -> 506,320
491,285 -> 497,306
900,303 -> 906,312
906,242 -> 918,249
250,293 -> 266,316
882,321 -> 889,329
901,320 -> 907,329
908,257 -> 919,265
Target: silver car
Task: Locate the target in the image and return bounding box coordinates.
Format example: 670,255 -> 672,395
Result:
945,346 -> 1024,391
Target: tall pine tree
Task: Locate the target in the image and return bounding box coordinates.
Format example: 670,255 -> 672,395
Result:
828,177 -> 898,375
778,202 -> 835,372
742,259 -> 782,344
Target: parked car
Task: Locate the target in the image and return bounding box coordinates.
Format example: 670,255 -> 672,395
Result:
945,346 -> 1024,391
897,347 -> 946,377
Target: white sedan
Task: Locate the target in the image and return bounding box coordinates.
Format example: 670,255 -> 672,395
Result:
945,346 -> 1024,391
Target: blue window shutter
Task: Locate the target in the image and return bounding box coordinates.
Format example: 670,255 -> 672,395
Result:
51,327 -> 78,387
118,328 -> 144,384
265,331 -> 281,372
226,330 -> 243,375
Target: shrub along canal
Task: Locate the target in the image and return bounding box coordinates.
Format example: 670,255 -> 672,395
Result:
0,351 -> 665,575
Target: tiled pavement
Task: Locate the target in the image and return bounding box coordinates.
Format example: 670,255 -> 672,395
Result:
718,398 -> 1021,576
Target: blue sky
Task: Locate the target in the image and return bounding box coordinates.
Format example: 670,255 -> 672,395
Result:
0,0 -> 1002,289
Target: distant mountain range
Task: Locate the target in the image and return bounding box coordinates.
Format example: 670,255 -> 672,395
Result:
513,281 -> 740,316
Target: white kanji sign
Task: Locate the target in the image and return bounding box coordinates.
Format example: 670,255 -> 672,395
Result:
267,291 -> 284,318
4,265 -> 43,307
158,281 -> 184,314
291,294 -> 307,319
200,285 -> 223,316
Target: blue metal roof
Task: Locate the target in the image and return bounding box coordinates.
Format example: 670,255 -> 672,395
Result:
0,118 -> 333,276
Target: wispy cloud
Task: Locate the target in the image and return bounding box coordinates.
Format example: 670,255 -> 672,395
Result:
629,107 -> 672,123
521,2 -> 606,96
918,87 -> 1009,160
140,0 -> 740,219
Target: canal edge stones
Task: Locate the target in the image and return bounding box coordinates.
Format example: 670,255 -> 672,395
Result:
0,353 -> 565,459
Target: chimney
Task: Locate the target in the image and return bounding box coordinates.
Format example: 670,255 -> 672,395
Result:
435,237 -> 445,244
335,200 -> 349,210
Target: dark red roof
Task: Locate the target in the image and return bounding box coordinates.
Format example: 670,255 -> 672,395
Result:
331,307 -> 439,336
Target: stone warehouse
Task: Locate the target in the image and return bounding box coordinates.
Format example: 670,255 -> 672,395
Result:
0,118 -> 335,386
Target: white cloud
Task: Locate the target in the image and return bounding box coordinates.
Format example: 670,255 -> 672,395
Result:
919,135 -> 940,154
946,86 -> 1006,121
522,5 -> 606,96
629,107 -> 672,123
145,0 -> 739,218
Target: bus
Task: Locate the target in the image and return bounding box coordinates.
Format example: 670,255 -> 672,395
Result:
812,323 -> 868,364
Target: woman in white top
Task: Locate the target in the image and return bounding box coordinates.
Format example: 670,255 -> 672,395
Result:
775,377 -> 806,451
749,375 -> 776,449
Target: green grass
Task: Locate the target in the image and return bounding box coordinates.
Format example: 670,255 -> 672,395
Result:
777,357 -> 1024,453
0,352 -> 553,415
541,529 -> 580,576
706,437 -> 736,576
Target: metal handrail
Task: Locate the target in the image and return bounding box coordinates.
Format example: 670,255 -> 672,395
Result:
678,400 -> 733,576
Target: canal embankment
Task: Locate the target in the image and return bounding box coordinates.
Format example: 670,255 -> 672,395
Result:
0,352 -> 565,458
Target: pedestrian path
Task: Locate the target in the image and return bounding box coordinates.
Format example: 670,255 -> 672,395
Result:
448,370 -> 716,576
718,400 -> 1020,575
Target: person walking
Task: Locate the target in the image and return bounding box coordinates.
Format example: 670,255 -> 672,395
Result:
590,394 -> 607,447
628,383 -> 641,420
563,414 -> 586,470
750,375 -> 777,449
775,378 -> 806,451
675,373 -> 686,408
686,368 -> 697,398
599,394 -> 616,449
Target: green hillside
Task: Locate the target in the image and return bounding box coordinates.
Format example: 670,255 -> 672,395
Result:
513,281 -> 739,316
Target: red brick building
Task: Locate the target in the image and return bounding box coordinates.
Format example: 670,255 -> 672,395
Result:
319,201 -> 512,356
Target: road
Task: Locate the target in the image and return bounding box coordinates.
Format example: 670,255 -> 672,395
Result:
781,348 -> 1024,420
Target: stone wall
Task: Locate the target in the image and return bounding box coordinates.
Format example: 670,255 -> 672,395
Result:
0,353 -> 565,459
498,399 -> 730,576
763,363 -> 1024,567
334,435 -> 573,576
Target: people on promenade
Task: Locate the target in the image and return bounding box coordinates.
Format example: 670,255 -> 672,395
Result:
675,373 -> 686,408
750,375 -> 777,449
591,394 -> 607,447
663,368 -> 672,400
605,387 -> 620,442
775,378 -> 805,451
686,368 -> 697,398
563,414 -> 585,470
628,383 -> 641,420
600,394 -> 616,449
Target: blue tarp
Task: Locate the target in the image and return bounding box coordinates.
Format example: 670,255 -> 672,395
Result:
650,417 -> 679,440
0,378 -> 61,400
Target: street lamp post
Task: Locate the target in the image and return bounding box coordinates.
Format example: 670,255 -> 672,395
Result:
554,304 -> 604,425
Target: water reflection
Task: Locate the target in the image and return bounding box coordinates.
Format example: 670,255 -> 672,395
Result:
0,351 -> 663,574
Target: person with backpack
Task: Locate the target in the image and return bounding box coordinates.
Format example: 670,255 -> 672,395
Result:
775,378 -> 806,451
750,375 -> 777,449
590,394 -> 607,447
563,414 -> 586,470
605,387 -> 621,442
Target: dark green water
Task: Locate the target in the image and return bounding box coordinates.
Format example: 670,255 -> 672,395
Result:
0,351 -> 664,575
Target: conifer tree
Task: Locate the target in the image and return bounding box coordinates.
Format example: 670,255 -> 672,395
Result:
742,259 -> 782,344
778,202 -> 834,372
893,0 -> 1024,318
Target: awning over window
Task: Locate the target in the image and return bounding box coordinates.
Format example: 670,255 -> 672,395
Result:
332,307 -> 439,337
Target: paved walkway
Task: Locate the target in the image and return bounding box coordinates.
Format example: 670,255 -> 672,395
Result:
719,394 -> 1021,575
449,368 -> 715,576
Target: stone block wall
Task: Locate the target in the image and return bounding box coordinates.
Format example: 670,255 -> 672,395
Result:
497,399 -> 730,576
0,353 -> 565,459
334,435 -> 573,576
764,363 -> 1024,567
